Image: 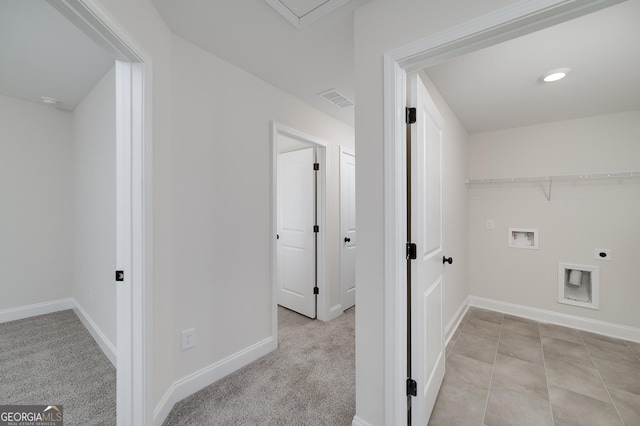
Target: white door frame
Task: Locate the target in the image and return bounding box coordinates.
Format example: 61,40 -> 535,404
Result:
49,1 -> 152,424
381,1 -> 623,424
271,122 -> 329,335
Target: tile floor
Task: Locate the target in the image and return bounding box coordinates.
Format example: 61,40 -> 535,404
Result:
428,307 -> 640,425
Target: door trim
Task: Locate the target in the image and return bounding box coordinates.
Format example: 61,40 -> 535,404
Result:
271,122 -> 330,336
381,1 -> 623,424
49,1 -> 152,424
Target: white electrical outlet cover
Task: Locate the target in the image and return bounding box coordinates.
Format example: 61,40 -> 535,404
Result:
181,328 -> 195,350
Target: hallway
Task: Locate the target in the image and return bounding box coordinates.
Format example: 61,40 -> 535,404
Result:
164,307 -> 355,425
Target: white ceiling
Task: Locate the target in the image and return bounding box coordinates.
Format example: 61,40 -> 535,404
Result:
2,0 -> 637,132
425,0 -> 640,134
151,0 -> 366,126
0,0 -> 115,111
285,0 -> 328,17
265,0 -> 354,28
150,0 -> 640,131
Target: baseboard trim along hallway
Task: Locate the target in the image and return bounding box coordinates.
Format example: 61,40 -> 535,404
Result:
352,415 -> 376,426
153,336 -> 277,425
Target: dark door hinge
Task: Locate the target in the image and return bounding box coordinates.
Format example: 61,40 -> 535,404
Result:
314,225 -> 319,233
313,163 -> 320,171
406,107 -> 417,124
406,242 -> 417,260
406,378 -> 417,397
313,287 -> 319,295
115,270 -> 124,282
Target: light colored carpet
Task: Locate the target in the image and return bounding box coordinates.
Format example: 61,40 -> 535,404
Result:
0,310 -> 116,425
163,306 -> 355,425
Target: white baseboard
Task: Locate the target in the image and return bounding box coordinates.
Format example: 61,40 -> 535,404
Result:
0,298 -> 73,324
72,298 -> 117,367
445,295 -> 470,346
352,415 -> 375,426
470,296 -> 640,343
326,303 -> 343,322
153,336 -> 277,426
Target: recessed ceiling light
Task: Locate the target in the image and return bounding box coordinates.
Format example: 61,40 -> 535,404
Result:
542,68 -> 570,83
41,96 -> 59,106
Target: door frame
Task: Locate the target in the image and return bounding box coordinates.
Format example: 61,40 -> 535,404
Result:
49,1 -> 152,424
271,122 -> 329,334
381,1 -> 623,424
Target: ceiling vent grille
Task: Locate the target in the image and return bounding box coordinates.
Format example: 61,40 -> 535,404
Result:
318,89 -> 354,108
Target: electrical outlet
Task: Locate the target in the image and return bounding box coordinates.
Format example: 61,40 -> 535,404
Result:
181,328 -> 195,350
486,219 -> 495,230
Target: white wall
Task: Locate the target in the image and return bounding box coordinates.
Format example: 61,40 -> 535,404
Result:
0,95 -> 73,310
353,0 -> 518,422
170,34 -> 354,381
468,110 -> 640,328
72,66 -> 117,346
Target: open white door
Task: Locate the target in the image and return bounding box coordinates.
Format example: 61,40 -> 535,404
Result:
408,73 -> 445,424
277,147 -> 316,318
340,148 -> 356,310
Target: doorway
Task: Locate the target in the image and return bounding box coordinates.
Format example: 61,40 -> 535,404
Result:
272,123 -> 328,322
49,2 -> 151,424
381,1 -> 623,424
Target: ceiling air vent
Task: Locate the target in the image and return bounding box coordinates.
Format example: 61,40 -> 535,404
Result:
318,89 -> 354,108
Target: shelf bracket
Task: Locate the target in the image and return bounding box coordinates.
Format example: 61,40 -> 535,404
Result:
544,179 -> 553,202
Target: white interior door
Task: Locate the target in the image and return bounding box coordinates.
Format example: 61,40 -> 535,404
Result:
409,73 -> 445,424
277,147 -> 316,318
340,148 -> 356,310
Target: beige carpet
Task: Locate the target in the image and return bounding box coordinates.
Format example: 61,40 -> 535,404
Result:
163,306 -> 355,425
0,310 -> 116,425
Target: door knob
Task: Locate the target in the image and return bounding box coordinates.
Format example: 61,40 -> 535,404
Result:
443,256 -> 453,265
344,237 -> 351,243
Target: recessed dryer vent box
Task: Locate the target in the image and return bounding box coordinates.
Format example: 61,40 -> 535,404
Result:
558,263 -> 599,310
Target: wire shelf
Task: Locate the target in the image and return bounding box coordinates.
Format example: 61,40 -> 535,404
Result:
465,170 -> 640,185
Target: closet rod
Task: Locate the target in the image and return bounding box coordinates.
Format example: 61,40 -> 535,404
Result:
465,170 -> 640,185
